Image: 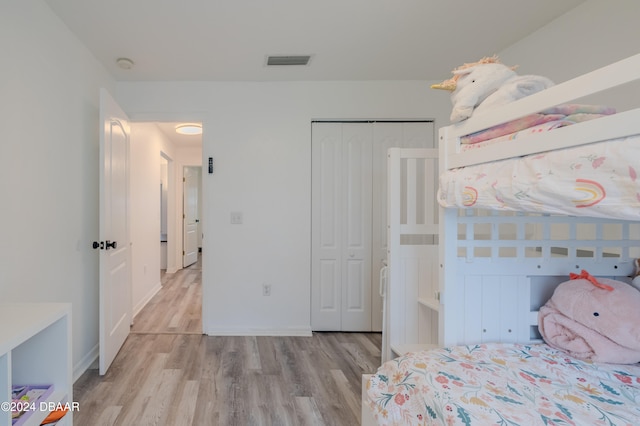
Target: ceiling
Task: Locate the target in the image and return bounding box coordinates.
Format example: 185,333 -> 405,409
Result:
44,0 -> 584,83
44,0 -> 584,147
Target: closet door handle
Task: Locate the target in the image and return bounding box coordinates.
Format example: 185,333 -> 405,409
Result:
379,266 -> 388,297
105,240 -> 117,250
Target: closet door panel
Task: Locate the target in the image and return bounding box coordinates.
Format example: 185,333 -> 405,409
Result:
372,124 -> 403,262
319,260 -> 340,312
311,123 -> 343,330
372,124 -> 402,331
341,124 -> 373,330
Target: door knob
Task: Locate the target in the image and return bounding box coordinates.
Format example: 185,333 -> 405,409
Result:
92,241 -> 103,249
105,240 -> 117,250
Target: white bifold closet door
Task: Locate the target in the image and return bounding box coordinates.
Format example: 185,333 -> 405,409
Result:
311,121 -> 434,331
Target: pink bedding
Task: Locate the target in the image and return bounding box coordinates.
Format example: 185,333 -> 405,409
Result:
460,104 -> 616,146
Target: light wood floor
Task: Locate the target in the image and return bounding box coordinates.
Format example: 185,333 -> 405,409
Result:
74,257 -> 382,425
130,258 -> 203,335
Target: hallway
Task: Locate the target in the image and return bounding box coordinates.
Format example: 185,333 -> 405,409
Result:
131,257 -> 202,334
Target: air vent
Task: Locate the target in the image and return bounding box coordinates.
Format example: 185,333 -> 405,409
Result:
266,55 -> 312,66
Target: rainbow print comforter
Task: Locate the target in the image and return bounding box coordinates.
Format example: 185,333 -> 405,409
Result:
438,134 -> 640,220
366,343 -> 640,426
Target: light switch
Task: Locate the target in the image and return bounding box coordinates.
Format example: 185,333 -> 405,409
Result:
230,212 -> 243,224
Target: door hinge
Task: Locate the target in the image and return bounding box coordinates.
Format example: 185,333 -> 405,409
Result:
183,250 -> 185,255
183,177 -> 186,182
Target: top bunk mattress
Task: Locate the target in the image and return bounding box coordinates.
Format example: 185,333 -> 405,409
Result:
438,133 -> 640,221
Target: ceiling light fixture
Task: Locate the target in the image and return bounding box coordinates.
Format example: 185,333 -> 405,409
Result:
175,123 -> 202,135
116,57 -> 134,70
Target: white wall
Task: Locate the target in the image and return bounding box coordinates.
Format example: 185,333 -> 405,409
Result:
116,81 -> 451,335
499,0 -> 640,81
497,0 -> 640,111
129,123 -> 175,315
0,0 -> 115,379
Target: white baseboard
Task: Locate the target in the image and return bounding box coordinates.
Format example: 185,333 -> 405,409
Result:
132,282 -> 162,318
204,326 -> 312,337
73,343 -> 98,383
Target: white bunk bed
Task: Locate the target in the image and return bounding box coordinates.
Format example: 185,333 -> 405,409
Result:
363,53 -> 640,425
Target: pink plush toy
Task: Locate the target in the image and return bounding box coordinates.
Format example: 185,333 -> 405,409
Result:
538,270 -> 640,364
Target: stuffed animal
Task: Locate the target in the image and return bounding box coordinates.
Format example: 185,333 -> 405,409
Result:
431,55 -> 555,123
538,270 -> 640,364
631,258 -> 640,290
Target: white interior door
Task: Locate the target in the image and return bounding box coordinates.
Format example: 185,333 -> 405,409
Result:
311,122 -> 372,331
183,166 -> 200,267
341,124 -> 373,330
98,88 -> 132,375
312,123 -> 343,330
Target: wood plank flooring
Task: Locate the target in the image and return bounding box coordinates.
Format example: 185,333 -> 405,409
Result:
74,258 -> 382,425
130,258 -> 203,334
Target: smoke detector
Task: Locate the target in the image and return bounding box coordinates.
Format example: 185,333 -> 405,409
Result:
116,58 -> 134,70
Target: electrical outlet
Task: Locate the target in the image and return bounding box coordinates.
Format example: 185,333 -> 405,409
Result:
262,284 -> 271,296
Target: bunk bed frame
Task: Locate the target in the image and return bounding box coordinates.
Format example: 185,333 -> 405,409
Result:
438,53 -> 640,348
362,53 -> 640,425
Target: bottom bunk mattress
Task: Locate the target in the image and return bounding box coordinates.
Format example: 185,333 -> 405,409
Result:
438,134 -> 640,220
366,343 -> 640,426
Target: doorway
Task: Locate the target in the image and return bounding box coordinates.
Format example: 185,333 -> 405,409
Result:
129,120 -> 204,333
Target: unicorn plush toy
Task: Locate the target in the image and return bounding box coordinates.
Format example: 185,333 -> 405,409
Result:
432,55 -> 554,123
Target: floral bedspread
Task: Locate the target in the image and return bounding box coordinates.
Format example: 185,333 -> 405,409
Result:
367,343 -> 640,426
438,134 -> 640,220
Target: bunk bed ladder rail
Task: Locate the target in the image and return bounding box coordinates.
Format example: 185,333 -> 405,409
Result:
385,148 -> 439,362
